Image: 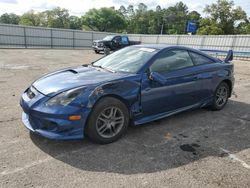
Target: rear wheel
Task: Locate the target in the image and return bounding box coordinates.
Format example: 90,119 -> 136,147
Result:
86,97 -> 129,144
211,82 -> 229,110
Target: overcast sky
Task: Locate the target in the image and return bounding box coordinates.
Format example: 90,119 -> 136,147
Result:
0,0 -> 249,17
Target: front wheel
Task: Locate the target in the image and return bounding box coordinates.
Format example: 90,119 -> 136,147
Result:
211,82 -> 229,110
86,97 -> 129,144
104,47 -> 111,55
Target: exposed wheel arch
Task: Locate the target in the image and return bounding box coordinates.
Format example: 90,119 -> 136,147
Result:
210,81 -> 230,110
221,79 -> 232,97
84,94 -> 131,136
93,94 -> 130,111
84,96 -> 130,144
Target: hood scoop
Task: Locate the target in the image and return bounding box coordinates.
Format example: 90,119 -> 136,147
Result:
67,69 -> 78,74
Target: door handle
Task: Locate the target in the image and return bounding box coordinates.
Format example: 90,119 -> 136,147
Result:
194,73 -> 212,80
194,76 -> 199,80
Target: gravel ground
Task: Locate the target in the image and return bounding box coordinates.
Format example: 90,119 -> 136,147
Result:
0,49 -> 249,188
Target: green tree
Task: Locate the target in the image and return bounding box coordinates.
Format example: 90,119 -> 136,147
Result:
82,8 -> 126,32
130,4 -> 149,34
137,3 -> 147,12
19,8 -> 70,28
235,20 -> 250,34
128,3 -> 163,34
197,18 -> 224,35
127,5 -> 135,18
19,10 -> 41,26
0,13 -> 20,24
126,5 -> 135,33
147,10 -> 162,34
118,5 -> 127,17
188,11 -> 201,21
156,5 -> 162,12
203,0 -> 247,34
69,16 -> 82,30
43,7 -> 70,28
162,2 -> 189,34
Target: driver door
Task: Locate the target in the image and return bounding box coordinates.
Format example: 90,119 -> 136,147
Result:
112,36 -> 122,50
141,49 -> 201,116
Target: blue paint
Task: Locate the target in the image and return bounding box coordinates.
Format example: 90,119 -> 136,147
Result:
20,45 -> 234,140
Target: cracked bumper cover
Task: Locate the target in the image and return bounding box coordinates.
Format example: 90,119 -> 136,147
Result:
20,90 -> 91,140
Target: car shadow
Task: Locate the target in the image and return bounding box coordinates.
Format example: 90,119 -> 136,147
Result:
30,100 -> 250,174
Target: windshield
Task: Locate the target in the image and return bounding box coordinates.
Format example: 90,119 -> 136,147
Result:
103,35 -> 115,41
93,46 -> 158,73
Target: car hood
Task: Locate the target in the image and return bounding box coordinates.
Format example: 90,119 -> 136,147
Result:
93,40 -> 110,43
32,66 -> 127,96
93,40 -> 101,43
93,40 -> 105,43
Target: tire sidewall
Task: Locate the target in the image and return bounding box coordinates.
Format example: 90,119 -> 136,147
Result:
212,82 -> 229,110
86,97 -> 129,144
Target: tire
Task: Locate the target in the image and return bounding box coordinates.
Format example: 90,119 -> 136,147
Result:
86,97 -> 129,144
104,47 -> 111,55
211,82 -> 229,111
94,50 -> 99,54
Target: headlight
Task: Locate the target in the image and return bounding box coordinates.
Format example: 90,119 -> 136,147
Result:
45,87 -> 85,106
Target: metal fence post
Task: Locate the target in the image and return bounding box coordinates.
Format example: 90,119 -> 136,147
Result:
156,35 -> 159,44
91,32 -> 94,46
176,35 -> 180,45
23,27 -> 27,48
200,36 -> 205,49
73,30 -> 75,49
231,35 -> 237,51
50,29 -> 53,48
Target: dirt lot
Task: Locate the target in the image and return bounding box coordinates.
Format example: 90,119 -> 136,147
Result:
0,49 -> 249,188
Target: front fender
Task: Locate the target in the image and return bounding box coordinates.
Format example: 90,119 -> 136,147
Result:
87,78 -> 141,117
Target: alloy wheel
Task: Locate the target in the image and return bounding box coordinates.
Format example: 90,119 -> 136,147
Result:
215,85 -> 228,107
96,107 -> 125,138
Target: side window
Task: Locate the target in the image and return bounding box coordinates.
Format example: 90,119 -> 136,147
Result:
121,36 -> 129,45
189,52 -> 214,65
114,36 -> 121,42
150,50 -> 194,73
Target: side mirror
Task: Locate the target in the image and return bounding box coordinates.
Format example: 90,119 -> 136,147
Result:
148,72 -> 166,85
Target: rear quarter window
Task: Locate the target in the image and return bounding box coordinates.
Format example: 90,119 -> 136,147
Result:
189,52 -> 215,65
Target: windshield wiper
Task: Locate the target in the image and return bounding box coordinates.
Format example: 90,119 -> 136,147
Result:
91,64 -> 116,73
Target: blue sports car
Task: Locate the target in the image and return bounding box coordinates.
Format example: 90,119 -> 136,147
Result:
20,45 -> 234,144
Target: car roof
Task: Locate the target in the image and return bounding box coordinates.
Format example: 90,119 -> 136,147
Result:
134,44 -> 196,50
133,44 -> 220,62
106,35 -> 128,37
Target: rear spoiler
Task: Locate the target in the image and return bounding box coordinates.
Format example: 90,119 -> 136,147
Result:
224,50 -> 233,62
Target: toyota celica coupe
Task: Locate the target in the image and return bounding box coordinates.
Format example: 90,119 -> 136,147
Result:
20,45 -> 234,144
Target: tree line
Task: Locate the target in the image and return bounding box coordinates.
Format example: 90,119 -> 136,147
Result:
0,0 -> 250,35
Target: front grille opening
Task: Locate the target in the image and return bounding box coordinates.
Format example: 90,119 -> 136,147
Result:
43,121 -> 58,131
